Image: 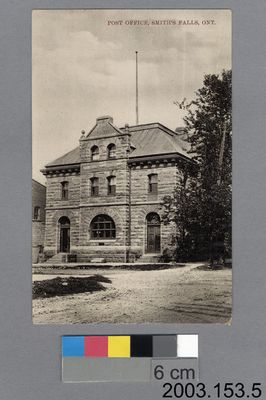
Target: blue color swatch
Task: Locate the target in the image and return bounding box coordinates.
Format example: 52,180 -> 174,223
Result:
62,336 -> 85,357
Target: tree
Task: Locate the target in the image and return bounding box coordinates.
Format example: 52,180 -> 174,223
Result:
162,70 -> 232,263
161,164 -> 201,262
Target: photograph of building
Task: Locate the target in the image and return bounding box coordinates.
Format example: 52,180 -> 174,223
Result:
32,10 -> 232,324
42,116 -> 191,263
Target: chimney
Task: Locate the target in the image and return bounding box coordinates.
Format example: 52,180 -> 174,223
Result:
96,116 -> 113,124
124,123 -> 129,133
175,127 -> 185,134
175,127 -> 188,139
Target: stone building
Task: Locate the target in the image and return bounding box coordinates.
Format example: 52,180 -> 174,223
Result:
32,179 -> 46,263
41,116 -> 191,263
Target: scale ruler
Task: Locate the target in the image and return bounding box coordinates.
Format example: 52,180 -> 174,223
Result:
62,334 -> 198,382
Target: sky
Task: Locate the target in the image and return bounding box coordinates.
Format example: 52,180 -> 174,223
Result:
32,9 -> 231,184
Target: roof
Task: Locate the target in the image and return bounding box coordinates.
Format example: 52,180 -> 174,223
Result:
32,179 -> 46,188
86,116 -> 123,140
44,120 -> 190,169
45,146 -> 80,167
123,123 -> 189,159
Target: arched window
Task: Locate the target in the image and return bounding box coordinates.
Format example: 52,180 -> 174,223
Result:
61,181 -> 69,200
91,145 -> 99,161
147,212 -> 160,225
107,143 -> 116,159
90,214 -> 116,239
107,176 -> 116,195
33,206 -> 40,220
148,174 -> 158,194
90,177 -> 99,196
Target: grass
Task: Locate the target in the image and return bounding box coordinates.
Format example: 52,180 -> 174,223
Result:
32,274 -> 112,299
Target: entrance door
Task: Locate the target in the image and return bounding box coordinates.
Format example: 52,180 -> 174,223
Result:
146,213 -> 161,253
59,217 -> 70,253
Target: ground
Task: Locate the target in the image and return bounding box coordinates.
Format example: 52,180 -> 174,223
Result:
32,263 -> 232,324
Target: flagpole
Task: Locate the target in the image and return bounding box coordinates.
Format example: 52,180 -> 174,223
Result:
135,51 -> 139,125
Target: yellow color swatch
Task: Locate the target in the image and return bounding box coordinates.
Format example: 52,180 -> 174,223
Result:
108,336 -> 131,358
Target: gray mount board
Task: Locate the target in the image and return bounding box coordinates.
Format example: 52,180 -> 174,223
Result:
0,1 -> 266,400
62,358 -> 152,382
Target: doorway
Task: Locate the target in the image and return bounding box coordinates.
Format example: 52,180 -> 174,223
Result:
146,213 -> 161,253
59,216 -> 70,253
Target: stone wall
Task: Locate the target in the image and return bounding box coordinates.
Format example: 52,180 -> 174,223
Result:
43,162 -> 183,262
129,163 -> 179,257
80,159 -> 129,205
44,208 -> 80,257
45,174 -> 80,209
130,163 -> 178,203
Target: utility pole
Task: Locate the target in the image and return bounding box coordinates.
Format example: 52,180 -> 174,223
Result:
135,51 -> 139,125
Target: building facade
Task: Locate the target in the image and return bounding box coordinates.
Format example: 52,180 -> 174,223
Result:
32,179 -> 46,263
42,116 -> 191,262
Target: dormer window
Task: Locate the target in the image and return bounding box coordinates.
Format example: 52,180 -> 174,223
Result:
107,143 -> 116,159
148,174 -> 158,194
107,176 -> 116,195
90,177 -> 99,196
91,145 -> 99,161
61,181 -> 69,200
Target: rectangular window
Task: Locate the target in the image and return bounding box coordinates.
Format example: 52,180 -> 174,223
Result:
61,181 -> 69,200
33,206 -> 40,220
91,177 -> 99,196
148,174 -> 158,194
107,176 -> 116,195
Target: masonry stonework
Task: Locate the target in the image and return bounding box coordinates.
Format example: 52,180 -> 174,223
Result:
42,116 -> 191,263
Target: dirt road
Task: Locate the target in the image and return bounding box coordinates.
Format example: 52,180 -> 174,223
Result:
32,264 -> 232,324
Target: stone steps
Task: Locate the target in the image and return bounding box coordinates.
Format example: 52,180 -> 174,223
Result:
44,252 -> 162,264
45,253 -> 69,264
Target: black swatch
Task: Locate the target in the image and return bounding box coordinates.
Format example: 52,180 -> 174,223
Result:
130,335 -> 153,357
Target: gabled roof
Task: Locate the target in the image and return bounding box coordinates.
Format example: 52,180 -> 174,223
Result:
86,116 -> 124,140
43,119 -> 190,170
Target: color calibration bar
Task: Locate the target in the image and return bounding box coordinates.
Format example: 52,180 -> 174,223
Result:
62,335 -> 198,382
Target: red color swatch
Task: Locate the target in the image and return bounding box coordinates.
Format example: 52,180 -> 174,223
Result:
85,336 -> 108,357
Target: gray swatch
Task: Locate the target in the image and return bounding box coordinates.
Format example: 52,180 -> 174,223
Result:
153,335 -> 177,358
62,357 -> 151,382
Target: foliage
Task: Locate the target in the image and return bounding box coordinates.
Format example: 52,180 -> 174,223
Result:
162,70 -> 232,263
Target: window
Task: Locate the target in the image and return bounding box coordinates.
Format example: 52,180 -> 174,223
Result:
148,174 -> 158,194
107,143 -> 116,159
33,206 -> 40,220
90,177 -> 99,196
61,181 -> 69,200
91,145 -> 99,161
147,212 -> 160,225
90,214 -> 116,239
107,176 -> 116,195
